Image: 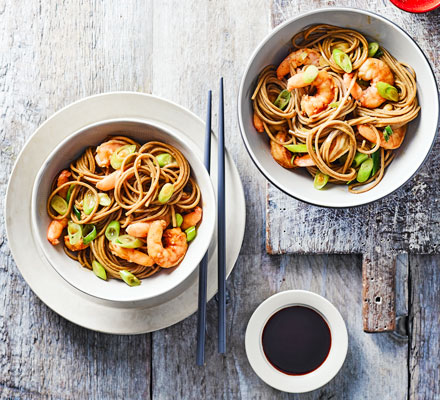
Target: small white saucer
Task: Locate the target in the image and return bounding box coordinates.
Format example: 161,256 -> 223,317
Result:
245,290 -> 348,393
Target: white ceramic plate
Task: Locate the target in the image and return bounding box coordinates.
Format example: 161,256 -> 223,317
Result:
32,119 -> 216,304
245,290 -> 348,393
238,8 -> 439,208
5,92 -> 246,333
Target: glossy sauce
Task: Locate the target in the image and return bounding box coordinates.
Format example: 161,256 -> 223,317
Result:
262,306 -> 331,375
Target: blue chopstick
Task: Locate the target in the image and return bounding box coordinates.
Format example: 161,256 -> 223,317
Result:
218,78 -> 226,354
196,90 -> 212,366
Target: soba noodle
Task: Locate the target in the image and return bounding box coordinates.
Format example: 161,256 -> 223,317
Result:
46,137 -> 202,283
252,24 -> 420,193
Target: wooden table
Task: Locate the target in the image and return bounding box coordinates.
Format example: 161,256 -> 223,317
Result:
1,1 -> 439,398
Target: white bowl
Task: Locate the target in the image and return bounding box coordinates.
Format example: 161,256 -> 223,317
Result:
32,119 -> 216,304
245,290 -> 348,393
238,8 -> 439,208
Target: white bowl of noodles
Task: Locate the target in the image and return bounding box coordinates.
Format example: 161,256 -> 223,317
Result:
31,119 -> 216,304
238,8 -> 439,208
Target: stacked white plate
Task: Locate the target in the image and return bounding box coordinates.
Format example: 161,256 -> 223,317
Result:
5,92 -> 246,334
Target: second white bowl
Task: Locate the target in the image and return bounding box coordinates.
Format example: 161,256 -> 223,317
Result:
238,8 -> 439,208
31,119 -> 216,304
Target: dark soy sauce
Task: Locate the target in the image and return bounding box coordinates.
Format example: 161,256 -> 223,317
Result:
262,306 -> 331,375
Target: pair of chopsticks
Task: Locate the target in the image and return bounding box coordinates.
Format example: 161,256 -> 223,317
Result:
196,78 -> 226,365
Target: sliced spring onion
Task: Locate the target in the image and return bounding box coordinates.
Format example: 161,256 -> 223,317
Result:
372,149 -> 381,176
156,153 -> 174,167
383,125 -> 393,142
114,234 -> 143,249
332,48 -> 352,73
314,172 -> 329,190
92,260 -> 107,281
66,184 -> 75,203
98,193 -> 111,206
82,224 -> 97,245
329,102 -> 339,109
110,144 -> 136,169
290,155 -> 296,166
303,65 -> 319,84
352,151 -> 369,167
120,270 -> 141,287
273,89 -> 291,110
50,195 -> 68,215
357,158 -> 374,183
376,82 -> 399,102
175,213 -> 183,228
83,191 -> 97,215
185,226 -> 197,242
67,221 -> 82,245
368,42 -> 380,57
105,220 -> 120,241
158,183 -> 174,204
284,144 -> 308,153
73,205 -> 81,221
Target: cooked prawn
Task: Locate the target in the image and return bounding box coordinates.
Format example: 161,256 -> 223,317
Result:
253,112 -> 264,132
47,218 -> 68,245
96,170 -> 121,191
64,236 -> 89,251
181,207 -> 202,230
126,214 -> 171,238
147,220 -> 188,269
57,170 -> 71,198
95,141 -> 123,168
343,58 -> 394,109
288,70 -> 336,117
293,154 -> 316,167
270,131 -> 295,169
276,49 -> 320,80
357,124 -> 407,150
109,241 -> 155,267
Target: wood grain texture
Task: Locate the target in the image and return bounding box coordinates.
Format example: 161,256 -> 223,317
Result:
409,255 -> 440,399
0,0 -> 438,398
153,254 -> 409,400
0,1 -> 153,398
362,251 -> 396,332
267,0 -> 440,332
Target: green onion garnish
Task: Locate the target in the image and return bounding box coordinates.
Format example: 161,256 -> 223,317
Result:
384,125 -> 393,142
50,195 -> 68,215
67,221 -> 82,245
105,221 -> 120,241
119,270 -> 141,286
332,49 -> 352,73
273,90 -> 291,110
82,224 -> 97,245
114,234 -> 143,249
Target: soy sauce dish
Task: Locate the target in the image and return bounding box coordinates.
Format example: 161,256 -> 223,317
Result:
245,290 -> 348,393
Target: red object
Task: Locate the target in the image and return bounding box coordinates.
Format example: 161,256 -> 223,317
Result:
390,0 -> 440,13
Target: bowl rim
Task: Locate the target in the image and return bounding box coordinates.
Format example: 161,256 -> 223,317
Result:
238,7 -> 440,209
31,117 -> 216,303
245,290 -> 348,393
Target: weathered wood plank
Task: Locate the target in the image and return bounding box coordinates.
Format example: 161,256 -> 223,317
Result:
409,255 -> 440,399
267,1 -> 440,255
267,0 -> 440,332
362,251 -> 396,332
0,1 -> 153,398
152,254 -> 408,399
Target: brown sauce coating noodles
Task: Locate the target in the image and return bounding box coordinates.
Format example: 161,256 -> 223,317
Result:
47,136 -> 202,282
252,24 -> 420,193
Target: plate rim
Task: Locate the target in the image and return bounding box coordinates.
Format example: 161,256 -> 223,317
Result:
5,91 -> 246,334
